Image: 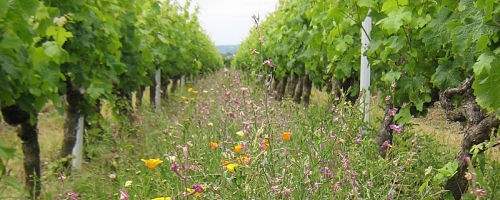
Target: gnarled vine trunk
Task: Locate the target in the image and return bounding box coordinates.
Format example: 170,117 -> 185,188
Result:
276,74 -> 288,101
1,105 -> 41,198
293,76 -> 303,103
301,75 -> 312,107
376,103 -> 394,158
286,73 -> 298,98
441,77 -> 499,200
170,76 -> 179,94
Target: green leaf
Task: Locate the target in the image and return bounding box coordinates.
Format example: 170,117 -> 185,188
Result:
46,26 -> 73,47
377,9 -> 412,34
382,71 -> 401,83
394,107 -> 411,124
476,34 -> 489,52
42,41 -> 60,58
431,60 -> 462,90
473,52 -> 494,75
381,0 -> 408,14
473,60 -> 500,117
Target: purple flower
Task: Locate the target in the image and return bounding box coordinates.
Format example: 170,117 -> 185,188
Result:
193,184 -> 204,193
389,124 -> 403,133
465,156 -> 472,167
381,140 -> 391,149
171,161 -> 179,172
387,108 -> 398,116
333,182 -> 343,191
119,189 -> 129,200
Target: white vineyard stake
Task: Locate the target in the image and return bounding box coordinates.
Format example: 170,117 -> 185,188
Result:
180,75 -> 185,87
155,68 -> 161,111
71,115 -> 84,169
360,11 -> 372,123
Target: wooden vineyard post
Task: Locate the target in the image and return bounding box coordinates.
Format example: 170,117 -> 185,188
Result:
360,11 -> 372,123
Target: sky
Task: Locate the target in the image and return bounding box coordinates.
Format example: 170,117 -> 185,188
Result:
186,0 -> 279,46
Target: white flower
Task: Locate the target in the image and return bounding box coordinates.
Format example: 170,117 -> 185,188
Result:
124,180 -> 132,187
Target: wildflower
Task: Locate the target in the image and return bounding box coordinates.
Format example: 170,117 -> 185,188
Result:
152,197 -> 171,200
263,59 -> 275,68
385,95 -> 391,102
67,191 -> 80,200
270,185 -> 279,193
124,180 -> 133,187
391,82 -> 396,89
387,108 -> 398,116
141,158 -> 163,169
119,189 -> 128,200
381,140 -> 391,149
236,130 -> 245,137
234,144 -> 243,153
238,156 -> 250,165
208,122 -> 213,127
210,141 -> 218,150
465,156 -> 472,167
181,96 -> 187,101
260,138 -> 269,150
192,90 -> 198,95
108,173 -> 116,179
389,124 -> 403,133
58,174 -> 66,182
471,188 -> 487,197
222,159 -> 230,166
171,161 -> 179,172
188,88 -> 193,93
283,187 -> 292,197
226,163 -> 238,173
465,172 -> 476,181
333,182 -> 343,191
281,132 -> 292,141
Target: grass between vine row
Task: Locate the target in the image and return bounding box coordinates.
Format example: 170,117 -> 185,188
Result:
1,69 -> 499,199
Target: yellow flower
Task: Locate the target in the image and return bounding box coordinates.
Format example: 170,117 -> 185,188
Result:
152,197 -> 171,200
235,130 -> 244,137
226,163 -> 238,173
188,88 -> 193,93
234,144 -> 242,153
181,96 -> 186,101
141,158 -> 163,169
210,141 -> 218,150
281,132 -> 292,141
192,90 -> 198,95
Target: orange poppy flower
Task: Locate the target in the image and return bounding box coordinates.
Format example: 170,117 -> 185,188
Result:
210,141 -> 218,150
281,132 -> 292,141
234,144 -> 242,153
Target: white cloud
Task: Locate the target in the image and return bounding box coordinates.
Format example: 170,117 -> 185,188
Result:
185,0 -> 278,45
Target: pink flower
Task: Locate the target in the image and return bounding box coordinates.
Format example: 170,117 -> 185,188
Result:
193,184 -> 204,193
171,161 -> 179,172
385,95 -> 391,102
391,82 -> 396,89
472,188 -> 487,197
119,189 -> 129,200
67,192 -> 80,200
465,156 -> 472,167
389,124 -> 403,133
387,108 -> 398,116
283,187 -> 292,197
465,172 -> 476,181
263,59 -> 275,68
270,185 -> 279,193
381,140 -> 391,149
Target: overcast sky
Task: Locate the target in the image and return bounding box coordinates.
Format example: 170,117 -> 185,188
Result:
186,0 -> 279,46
